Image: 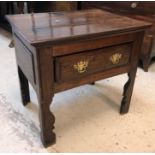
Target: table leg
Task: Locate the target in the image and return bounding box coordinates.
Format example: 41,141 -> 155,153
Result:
141,58 -> 150,72
120,31 -> 144,114
38,95 -> 56,147
37,48 -> 56,147
120,71 -> 136,114
18,66 -> 30,106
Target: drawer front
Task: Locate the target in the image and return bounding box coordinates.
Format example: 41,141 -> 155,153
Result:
55,43 -> 132,82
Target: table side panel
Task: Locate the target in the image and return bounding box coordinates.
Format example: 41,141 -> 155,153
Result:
14,35 -> 36,86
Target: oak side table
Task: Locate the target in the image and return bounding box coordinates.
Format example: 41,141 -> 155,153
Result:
6,9 -> 151,147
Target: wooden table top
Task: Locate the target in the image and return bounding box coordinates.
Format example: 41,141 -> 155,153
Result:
6,9 -> 151,45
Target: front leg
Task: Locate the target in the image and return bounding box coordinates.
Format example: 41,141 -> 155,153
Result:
38,95 -> 56,147
37,47 -> 56,147
120,31 -> 144,114
120,72 -> 136,114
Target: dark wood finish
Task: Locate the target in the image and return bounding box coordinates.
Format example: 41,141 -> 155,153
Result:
81,1 -> 155,71
52,33 -> 135,56
54,65 -> 130,93
55,43 -> 131,82
52,1 -> 78,11
17,66 -> 30,106
6,9 -> 151,147
120,31 -> 144,114
14,36 -> 36,84
6,9 -> 150,46
81,2 -> 155,14
37,47 -> 56,147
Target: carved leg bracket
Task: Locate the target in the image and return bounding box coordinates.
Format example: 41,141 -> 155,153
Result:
37,48 -> 56,147
39,97 -> 56,147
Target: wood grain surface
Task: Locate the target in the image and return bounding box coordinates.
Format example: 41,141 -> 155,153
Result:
6,9 -> 151,46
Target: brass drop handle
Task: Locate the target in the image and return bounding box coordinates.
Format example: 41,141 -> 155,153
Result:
110,53 -> 122,64
73,60 -> 89,73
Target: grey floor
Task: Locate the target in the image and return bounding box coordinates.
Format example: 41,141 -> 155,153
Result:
0,27 -> 155,152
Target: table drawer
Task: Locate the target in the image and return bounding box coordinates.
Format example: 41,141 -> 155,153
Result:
55,43 -> 132,82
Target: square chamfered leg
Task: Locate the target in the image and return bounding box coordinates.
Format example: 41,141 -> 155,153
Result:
120,31 -> 144,114
120,72 -> 136,114
18,66 -> 30,106
36,47 -> 56,147
37,94 -> 56,147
